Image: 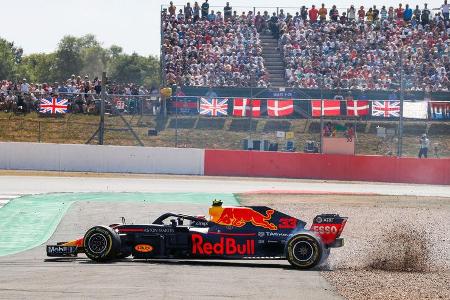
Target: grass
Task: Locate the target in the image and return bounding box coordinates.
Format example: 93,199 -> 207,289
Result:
0,112 -> 449,158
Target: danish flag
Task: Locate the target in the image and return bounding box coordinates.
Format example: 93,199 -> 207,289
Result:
346,100 -> 369,116
267,100 -> 293,117
232,98 -> 261,117
311,100 -> 341,117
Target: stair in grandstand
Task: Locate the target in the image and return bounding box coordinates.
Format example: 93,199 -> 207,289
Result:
260,32 -> 286,88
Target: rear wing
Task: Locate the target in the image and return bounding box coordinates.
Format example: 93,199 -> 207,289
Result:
310,214 -> 348,246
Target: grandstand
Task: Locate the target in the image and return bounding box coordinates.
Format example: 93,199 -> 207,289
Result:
161,2 -> 449,91
1,2 -> 449,158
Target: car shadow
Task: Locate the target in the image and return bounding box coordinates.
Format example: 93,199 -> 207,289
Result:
44,257 -> 328,271
135,259 -> 319,271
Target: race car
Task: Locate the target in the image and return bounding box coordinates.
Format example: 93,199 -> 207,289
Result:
46,200 -> 347,269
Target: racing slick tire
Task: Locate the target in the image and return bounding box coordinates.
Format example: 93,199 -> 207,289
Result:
83,225 -> 121,262
286,234 -> 323,269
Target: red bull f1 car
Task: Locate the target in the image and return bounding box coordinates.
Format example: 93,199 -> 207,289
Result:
47,201 -> 347,269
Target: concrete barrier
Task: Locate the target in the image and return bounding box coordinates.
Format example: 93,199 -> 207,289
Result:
204,149 -> 450,185
0,142 -> 204,175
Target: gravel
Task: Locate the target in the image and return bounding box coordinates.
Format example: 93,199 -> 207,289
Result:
239,194 -> 450,300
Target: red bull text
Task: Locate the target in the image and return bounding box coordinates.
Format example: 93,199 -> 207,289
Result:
191,234 -> 255,255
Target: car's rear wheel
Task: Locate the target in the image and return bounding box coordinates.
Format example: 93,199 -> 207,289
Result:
286,234 -> 322,269
83,225 -> 121,262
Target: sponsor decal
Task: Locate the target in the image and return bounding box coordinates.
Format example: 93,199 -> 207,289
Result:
191,234 -> 255,255
210,207 -> 278,230
191,220 -> 209,227
134,244 -> 153,253
264,232 -> 290,237
144,227 -> 175,233
258,232 -> 265,237
311,225 -> 338,234
315,216 -> 335,223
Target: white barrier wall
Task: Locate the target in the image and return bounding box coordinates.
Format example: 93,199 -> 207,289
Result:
0,142 -> 205,175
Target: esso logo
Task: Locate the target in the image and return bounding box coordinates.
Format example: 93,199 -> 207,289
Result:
134,244 -> 153,253
312,225 -> 338,234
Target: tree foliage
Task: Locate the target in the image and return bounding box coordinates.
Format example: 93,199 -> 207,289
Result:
0,38 -> 23,80
0,35 -> 160,87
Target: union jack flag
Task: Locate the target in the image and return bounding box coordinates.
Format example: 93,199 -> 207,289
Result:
39,97 -> 68,114
371,101 -> 400,118
199,98 -> 228,116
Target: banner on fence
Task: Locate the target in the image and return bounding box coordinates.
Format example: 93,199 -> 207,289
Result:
311,100 -> 340,117
403,101 -> 428,119
430,101 -> 450,120
232,98 -> 261,117
371,101 -> 400,118
39,97 -> 68,115
199,98 -> 228,116
267,100 -> 293,117
346,100 -> 369,116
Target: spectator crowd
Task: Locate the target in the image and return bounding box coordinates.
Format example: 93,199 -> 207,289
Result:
0,76 -> 157,114
162,1 -> 269,87
162,1 -> 450,92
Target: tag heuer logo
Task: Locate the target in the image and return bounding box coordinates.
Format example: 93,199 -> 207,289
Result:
258,232 -> 265,237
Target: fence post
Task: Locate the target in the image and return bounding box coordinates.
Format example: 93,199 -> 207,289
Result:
99,72 -> 106,145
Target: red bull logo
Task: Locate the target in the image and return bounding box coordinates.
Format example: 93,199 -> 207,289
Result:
209,206 -> 278,230
191,234 -> 255,255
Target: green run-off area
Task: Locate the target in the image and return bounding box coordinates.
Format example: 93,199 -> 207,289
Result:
0,192 -> 238,257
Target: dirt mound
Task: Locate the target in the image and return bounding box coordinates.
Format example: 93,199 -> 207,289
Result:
367,223 -> 431,272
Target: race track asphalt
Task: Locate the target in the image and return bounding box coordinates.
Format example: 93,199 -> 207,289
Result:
1,173 -> 448,299
0,201 -> 339,300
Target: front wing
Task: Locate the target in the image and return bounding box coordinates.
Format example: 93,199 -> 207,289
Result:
46,245 -> 78,257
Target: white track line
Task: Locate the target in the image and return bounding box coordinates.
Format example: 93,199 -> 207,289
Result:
0,195 -> 20,199
0,195 -> 21,208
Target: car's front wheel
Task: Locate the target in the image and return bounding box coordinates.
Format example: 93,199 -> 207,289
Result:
286,234 -> 323,269
83,225 -> 121,262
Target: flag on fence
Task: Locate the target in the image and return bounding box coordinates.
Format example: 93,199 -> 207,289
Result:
199,97 -> 228,116
267,100 -> 294,117
371,101 -> 400,118
172,97 -> 199,114
346,100 -> 369,116
232,98 -> 261,117
429,101 -> 450,119
311,100 -> 341,117
39,97 -> 68,114
403,101 -> 428,119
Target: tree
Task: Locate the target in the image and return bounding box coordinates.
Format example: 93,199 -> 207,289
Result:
80,46 -> 109,79
109,45 -> 123,59
17,53 -> 57,83
108,53 -> 160,87
54,36 -> 83,81
0,38 -> 18,80
1,35 -> 160,87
